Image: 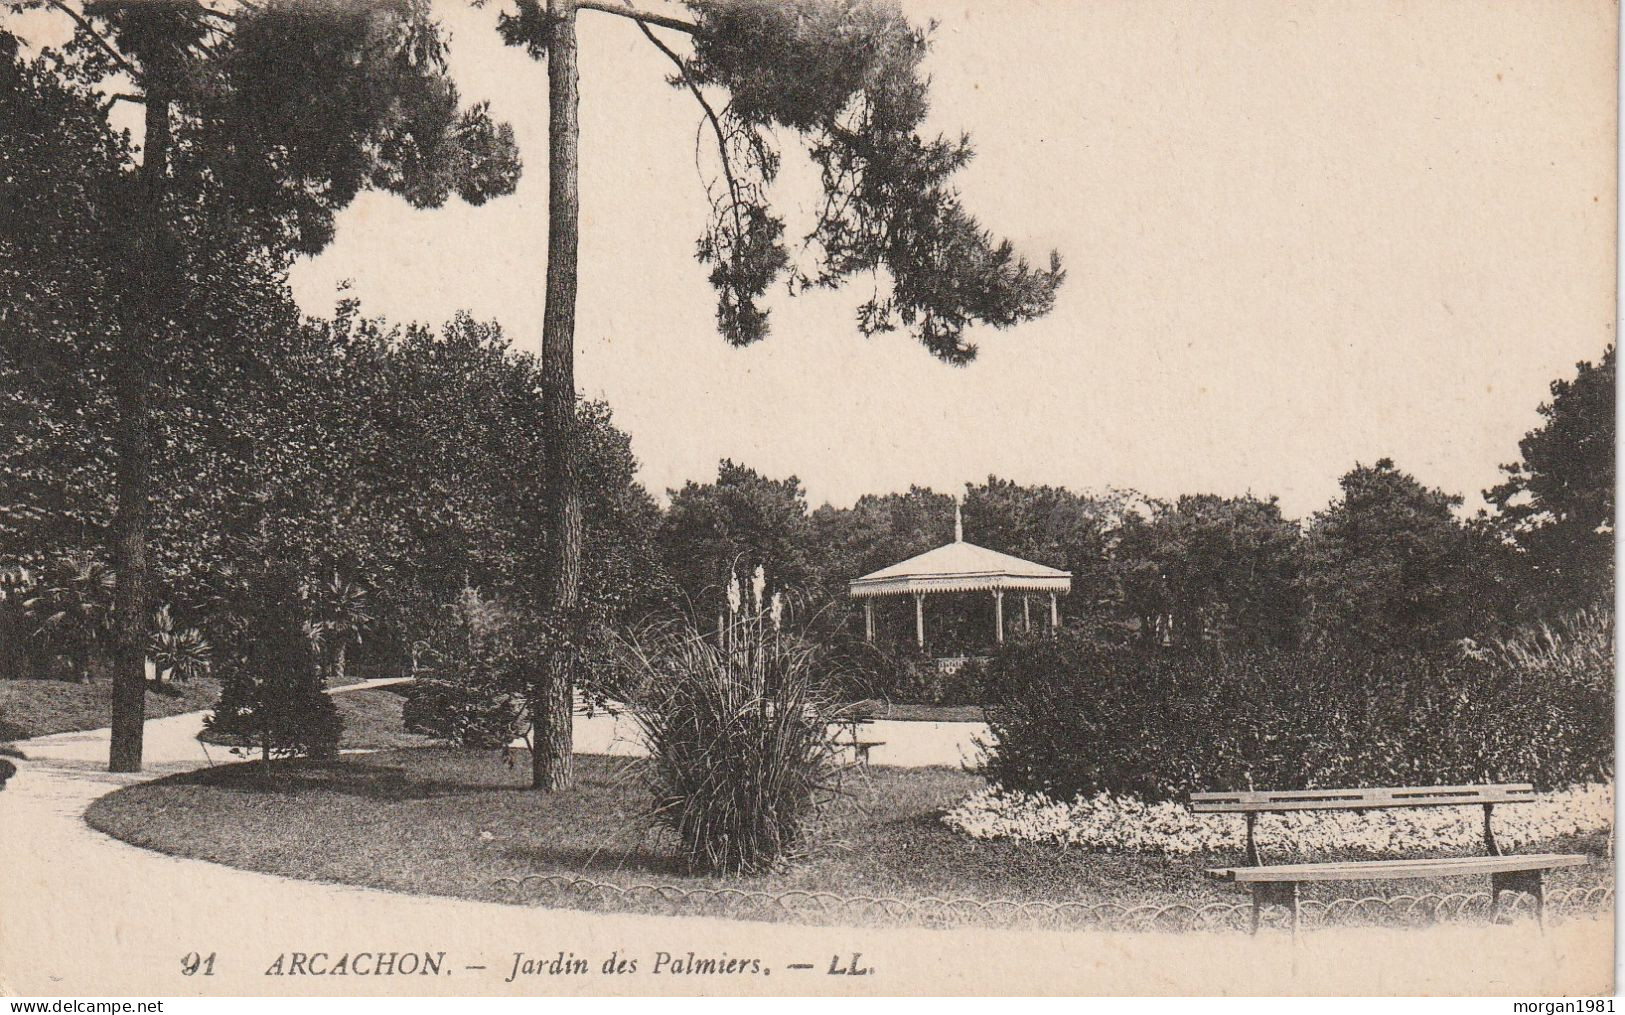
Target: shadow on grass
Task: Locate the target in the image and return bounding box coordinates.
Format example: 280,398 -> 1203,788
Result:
171,753 -> 535,801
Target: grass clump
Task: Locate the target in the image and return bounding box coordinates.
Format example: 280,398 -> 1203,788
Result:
621,599 -> 841,875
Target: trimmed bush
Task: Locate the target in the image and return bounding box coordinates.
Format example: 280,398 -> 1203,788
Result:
982,605 -> 1614,803
622,611 -> 840,874
203,613 -> 341,763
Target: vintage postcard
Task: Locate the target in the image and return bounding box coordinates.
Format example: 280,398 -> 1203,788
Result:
0,0 -> 1616,999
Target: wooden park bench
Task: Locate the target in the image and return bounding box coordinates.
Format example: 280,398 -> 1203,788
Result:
1190,783 -> 1590,935
831,718 -> 886,769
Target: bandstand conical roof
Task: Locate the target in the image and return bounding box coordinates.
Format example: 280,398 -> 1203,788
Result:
848,507 -> 1072,599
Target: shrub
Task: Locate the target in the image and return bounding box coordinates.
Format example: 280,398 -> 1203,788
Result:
401,588 -> 529,750
622,607 -> 840,875
202,572 -> 342,765
21,550 -> 115,683
1470,603 -> 1616,785
982,605 -> 1614,803
821,637 -> 988,706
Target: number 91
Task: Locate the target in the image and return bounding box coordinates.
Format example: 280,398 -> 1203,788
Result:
181,952 -> 216,976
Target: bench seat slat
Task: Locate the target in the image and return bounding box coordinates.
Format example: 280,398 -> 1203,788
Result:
1190,783 -> 1536,813
1207,853 -> 1588,883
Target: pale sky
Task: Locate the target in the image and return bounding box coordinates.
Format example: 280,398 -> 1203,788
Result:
43,1 -> 1621,520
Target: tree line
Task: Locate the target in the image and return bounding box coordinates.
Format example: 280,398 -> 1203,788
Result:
659,344 -> 1613,661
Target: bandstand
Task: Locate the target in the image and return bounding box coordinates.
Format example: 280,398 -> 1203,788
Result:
847,506 -> 1072,652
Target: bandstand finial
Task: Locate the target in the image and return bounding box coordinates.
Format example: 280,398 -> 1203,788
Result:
954,501 -> 964,543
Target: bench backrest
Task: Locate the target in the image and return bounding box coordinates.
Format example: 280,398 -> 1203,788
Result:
1189,783 -> 1537,814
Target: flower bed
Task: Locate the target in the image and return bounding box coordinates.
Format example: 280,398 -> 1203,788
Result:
943,783 -> 1614,856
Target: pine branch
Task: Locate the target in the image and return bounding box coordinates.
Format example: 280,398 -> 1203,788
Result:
632,15 -> 747,252
576,0 -> 696,34
101,90 -> 145,113
48,0 -> 142,83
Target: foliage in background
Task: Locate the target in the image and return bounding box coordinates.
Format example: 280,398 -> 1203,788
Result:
1302,459 -> 1495,653
621,581 -> 840,875
982,604 -> 1613,805
309,576 -> 372,685
1,275 -> 663,693
658,461 -> 814,614
147,604 -> 211,684
21,549 -> 116,683
0,563 -> 36,683
819,637 -> 987,707
1476,602 -> 1617,784
1115,493 -> 1303,652
0,35 -> 127,576
1486,346 -> 1615,619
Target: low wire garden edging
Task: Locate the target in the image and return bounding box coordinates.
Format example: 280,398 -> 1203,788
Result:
489,873 -> 1613,934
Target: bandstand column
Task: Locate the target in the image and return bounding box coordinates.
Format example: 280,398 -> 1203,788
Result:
1049,591 -> 1059,634
914,592 -> 925,648
864,599 -> 875,642
993,589 -> 1005,644
1023,594 -> 1031,633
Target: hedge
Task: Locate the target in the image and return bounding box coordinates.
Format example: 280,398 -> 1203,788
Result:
981,605 -> 1613,803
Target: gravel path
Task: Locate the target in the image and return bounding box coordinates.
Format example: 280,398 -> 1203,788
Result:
573,705 -> 989,769
0,685 -> 1609,996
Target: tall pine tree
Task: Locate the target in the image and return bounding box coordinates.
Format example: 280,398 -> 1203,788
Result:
6,0 -> 521,771
494,0 -> 1066,789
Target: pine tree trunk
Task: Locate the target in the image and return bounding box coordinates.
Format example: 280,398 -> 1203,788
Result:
532,0 -> 583,791
109,89 -> 172,773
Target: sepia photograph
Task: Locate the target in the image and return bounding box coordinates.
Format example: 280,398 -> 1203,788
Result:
0,0 -> 1616,1000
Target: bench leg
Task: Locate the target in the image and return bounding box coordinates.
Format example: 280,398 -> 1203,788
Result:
1491,869 -> 1546,932
1250,882 -> 1299,937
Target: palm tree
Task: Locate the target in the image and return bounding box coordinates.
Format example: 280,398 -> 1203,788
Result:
314,576 -> 373,685
148,603 -> 211,684
24,550 -> 116,683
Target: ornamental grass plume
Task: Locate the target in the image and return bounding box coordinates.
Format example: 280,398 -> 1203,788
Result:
620,587 -> 841,876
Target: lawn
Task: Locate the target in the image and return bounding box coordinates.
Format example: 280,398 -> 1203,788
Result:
85,749 -> 1612,931
332,685 -> 436,750
0,676 -> 221,742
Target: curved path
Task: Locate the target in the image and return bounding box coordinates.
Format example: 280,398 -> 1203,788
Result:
0,687 -> 1610,996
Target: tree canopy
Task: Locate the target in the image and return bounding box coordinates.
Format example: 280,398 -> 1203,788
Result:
1486,345 -> 1614,614
1302,459 -> 1489,652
